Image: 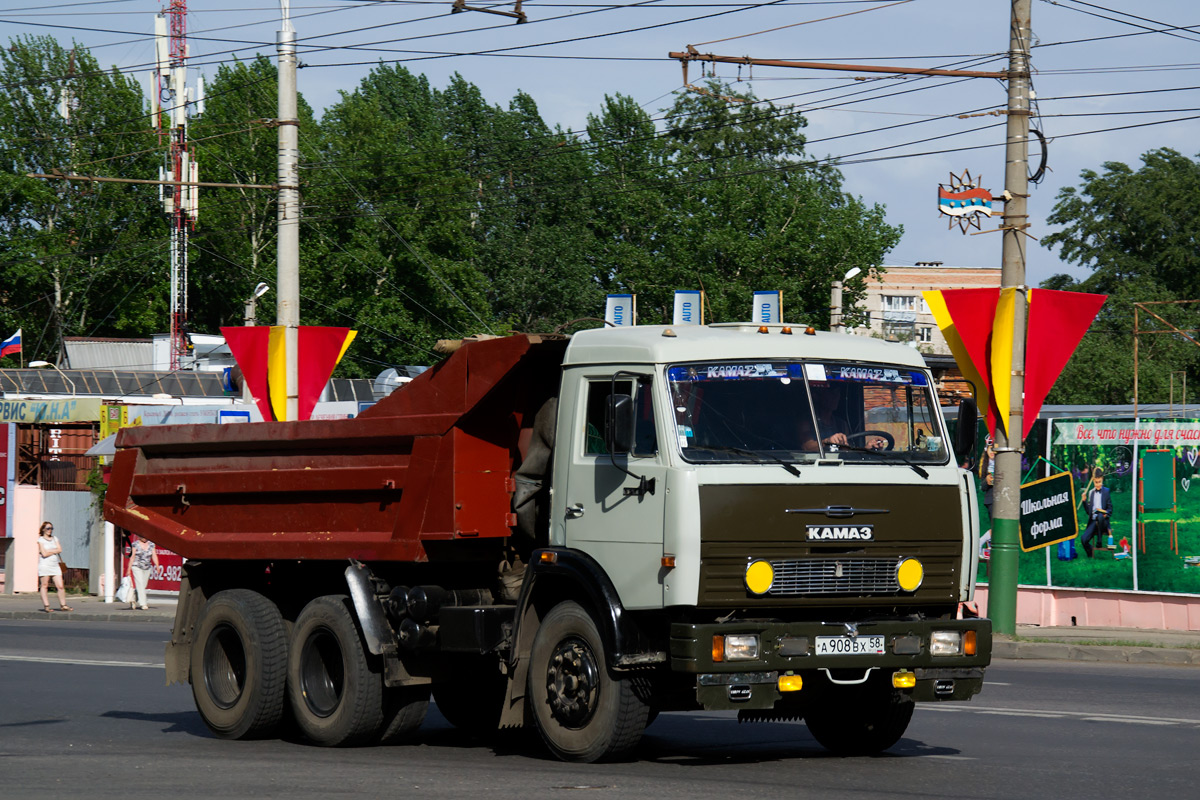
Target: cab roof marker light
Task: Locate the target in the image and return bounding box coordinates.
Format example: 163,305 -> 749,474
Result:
804,326 -> 817,335
757,326 -> 770,334
781,326 -> 793,334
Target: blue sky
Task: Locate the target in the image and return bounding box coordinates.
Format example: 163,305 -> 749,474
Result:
3,1 -> 1197,288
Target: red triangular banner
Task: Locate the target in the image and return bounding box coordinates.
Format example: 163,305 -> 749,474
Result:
939,288 -> 1001,436
297,327 -> 354,422
1023,289 -> 1107,439
221,326 -> 274,421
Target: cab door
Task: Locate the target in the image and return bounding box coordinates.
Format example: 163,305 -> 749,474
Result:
560,372 -> 668,610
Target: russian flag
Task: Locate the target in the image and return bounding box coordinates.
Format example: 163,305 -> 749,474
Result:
1,329 -> 21,359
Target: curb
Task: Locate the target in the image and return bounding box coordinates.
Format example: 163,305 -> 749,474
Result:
994,639 -> 1200,666
0,609 -> 174,624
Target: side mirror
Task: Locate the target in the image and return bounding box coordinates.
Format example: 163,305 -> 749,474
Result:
954,397 -> 979,464
606,394 -> 636,454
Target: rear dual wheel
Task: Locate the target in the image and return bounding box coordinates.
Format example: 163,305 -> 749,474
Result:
190,589 -> 288,740
287,595 -> 427,747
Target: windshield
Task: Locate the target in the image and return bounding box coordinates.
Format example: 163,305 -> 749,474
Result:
667,360 -> 948,465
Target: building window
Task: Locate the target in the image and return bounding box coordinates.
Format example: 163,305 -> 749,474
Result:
882,295 -> 917,313
917,326 -> 933,343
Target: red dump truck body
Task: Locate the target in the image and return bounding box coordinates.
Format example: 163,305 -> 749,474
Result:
105,334 -> 567,562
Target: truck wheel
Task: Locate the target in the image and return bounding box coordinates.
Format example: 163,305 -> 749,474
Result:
528,600 -> 649,762
190,589 -> 288,740
804,687 -> 914,756
376,685 -> 430,745
432,659 -> 507,737
287,595 -> 384,747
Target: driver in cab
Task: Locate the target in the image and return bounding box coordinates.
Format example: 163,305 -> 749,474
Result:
801,381 -> 886,452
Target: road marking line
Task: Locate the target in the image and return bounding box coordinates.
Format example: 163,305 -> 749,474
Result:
924,755 -> 976,760
0,654 -> 163,669
922,705 -> 1200,725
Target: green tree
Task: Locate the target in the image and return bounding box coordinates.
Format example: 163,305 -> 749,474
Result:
304,64 -> 487,371
602,82 -> 900,326
1041,149 -> 1200,404
188,56 -> 314,332
0,36 -> 162,359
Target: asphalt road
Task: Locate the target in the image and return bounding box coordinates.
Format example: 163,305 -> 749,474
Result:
3,618 -> 1198,799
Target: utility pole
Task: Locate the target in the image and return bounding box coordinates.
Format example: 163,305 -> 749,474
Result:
988,0 -> 1033,636
277,4 -> 300,421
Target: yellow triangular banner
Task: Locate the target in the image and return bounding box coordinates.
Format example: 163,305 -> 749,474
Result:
923,289 -> 991,417
990,287 -> 1019,436
267,325 -> 288,421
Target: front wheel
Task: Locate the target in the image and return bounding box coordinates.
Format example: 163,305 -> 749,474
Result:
286,595 -> 384,747
189,589 -> 288,740
804,684 -> 914,756
527,600 -> 649,762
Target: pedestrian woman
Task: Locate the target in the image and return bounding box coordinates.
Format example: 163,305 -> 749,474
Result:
37,521 -> 73,612
126,533 -> 159,610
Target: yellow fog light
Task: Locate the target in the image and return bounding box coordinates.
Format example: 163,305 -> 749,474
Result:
778,674 -> 803,692
892,670 -> 917,689
896,557 -> 924,592
745,560 -> 775,595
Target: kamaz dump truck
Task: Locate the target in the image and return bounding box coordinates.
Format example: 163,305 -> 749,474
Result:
105,323 -> 990,762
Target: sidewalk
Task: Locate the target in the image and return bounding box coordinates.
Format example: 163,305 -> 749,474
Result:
0,591 -> 176,623
998,623 -> 1200,666
3,592 -> 1199,665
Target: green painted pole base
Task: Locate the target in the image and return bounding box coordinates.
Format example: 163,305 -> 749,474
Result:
989,516 -> 1020,635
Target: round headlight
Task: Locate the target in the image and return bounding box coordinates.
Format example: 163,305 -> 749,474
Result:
745,559 -> 775,595
896,557 -> 924,592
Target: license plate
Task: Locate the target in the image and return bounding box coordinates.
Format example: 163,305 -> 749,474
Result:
815,635 -> 885,656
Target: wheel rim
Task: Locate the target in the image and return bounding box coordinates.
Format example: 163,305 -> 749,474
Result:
203,623 -> 247,710
299,627 -> 344,718
545,636 -> 600,729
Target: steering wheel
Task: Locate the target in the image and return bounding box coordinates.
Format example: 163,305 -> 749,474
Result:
846,430 -> 895,451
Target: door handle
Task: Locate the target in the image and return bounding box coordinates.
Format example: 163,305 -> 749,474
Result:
566,503 -> 585,519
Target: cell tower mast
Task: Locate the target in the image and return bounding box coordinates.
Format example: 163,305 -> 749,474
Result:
151,1 -> 204,370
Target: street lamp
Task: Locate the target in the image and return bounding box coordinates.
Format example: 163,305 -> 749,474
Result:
29,360 -> 76,395
245,282 -> 270,327
830,267 -> 863,333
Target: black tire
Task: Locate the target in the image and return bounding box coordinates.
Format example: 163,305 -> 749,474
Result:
432,659 -> 507,737
527,600 -> 649,762
376,685 -> 430,745
190,589 -> 288,740
804,684 -> 914,756
287,595 -> 384,747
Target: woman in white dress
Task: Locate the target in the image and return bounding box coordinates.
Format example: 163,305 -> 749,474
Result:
37,521 -> 72,612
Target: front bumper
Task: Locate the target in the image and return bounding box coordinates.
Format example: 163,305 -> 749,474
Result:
670,617 -> 991,711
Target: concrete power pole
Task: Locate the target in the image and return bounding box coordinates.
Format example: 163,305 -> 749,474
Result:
277,5 -> 300,421
987,0 -> 1033,636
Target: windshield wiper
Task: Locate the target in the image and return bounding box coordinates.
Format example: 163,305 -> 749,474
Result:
688,444 -> 801,477
826,443 -> 930,479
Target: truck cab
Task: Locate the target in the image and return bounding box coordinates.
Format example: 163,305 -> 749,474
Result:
531,323 -> 988,755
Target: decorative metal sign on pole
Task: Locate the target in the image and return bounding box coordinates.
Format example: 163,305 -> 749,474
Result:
937,170 -> 998,233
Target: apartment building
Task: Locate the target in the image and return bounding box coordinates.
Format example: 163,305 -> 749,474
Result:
846,262 -> 1002,355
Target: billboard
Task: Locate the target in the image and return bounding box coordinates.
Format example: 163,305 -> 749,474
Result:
977,418 -> 1200,596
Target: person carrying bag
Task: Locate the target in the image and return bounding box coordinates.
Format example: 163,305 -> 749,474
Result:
127,534 -> 159,610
